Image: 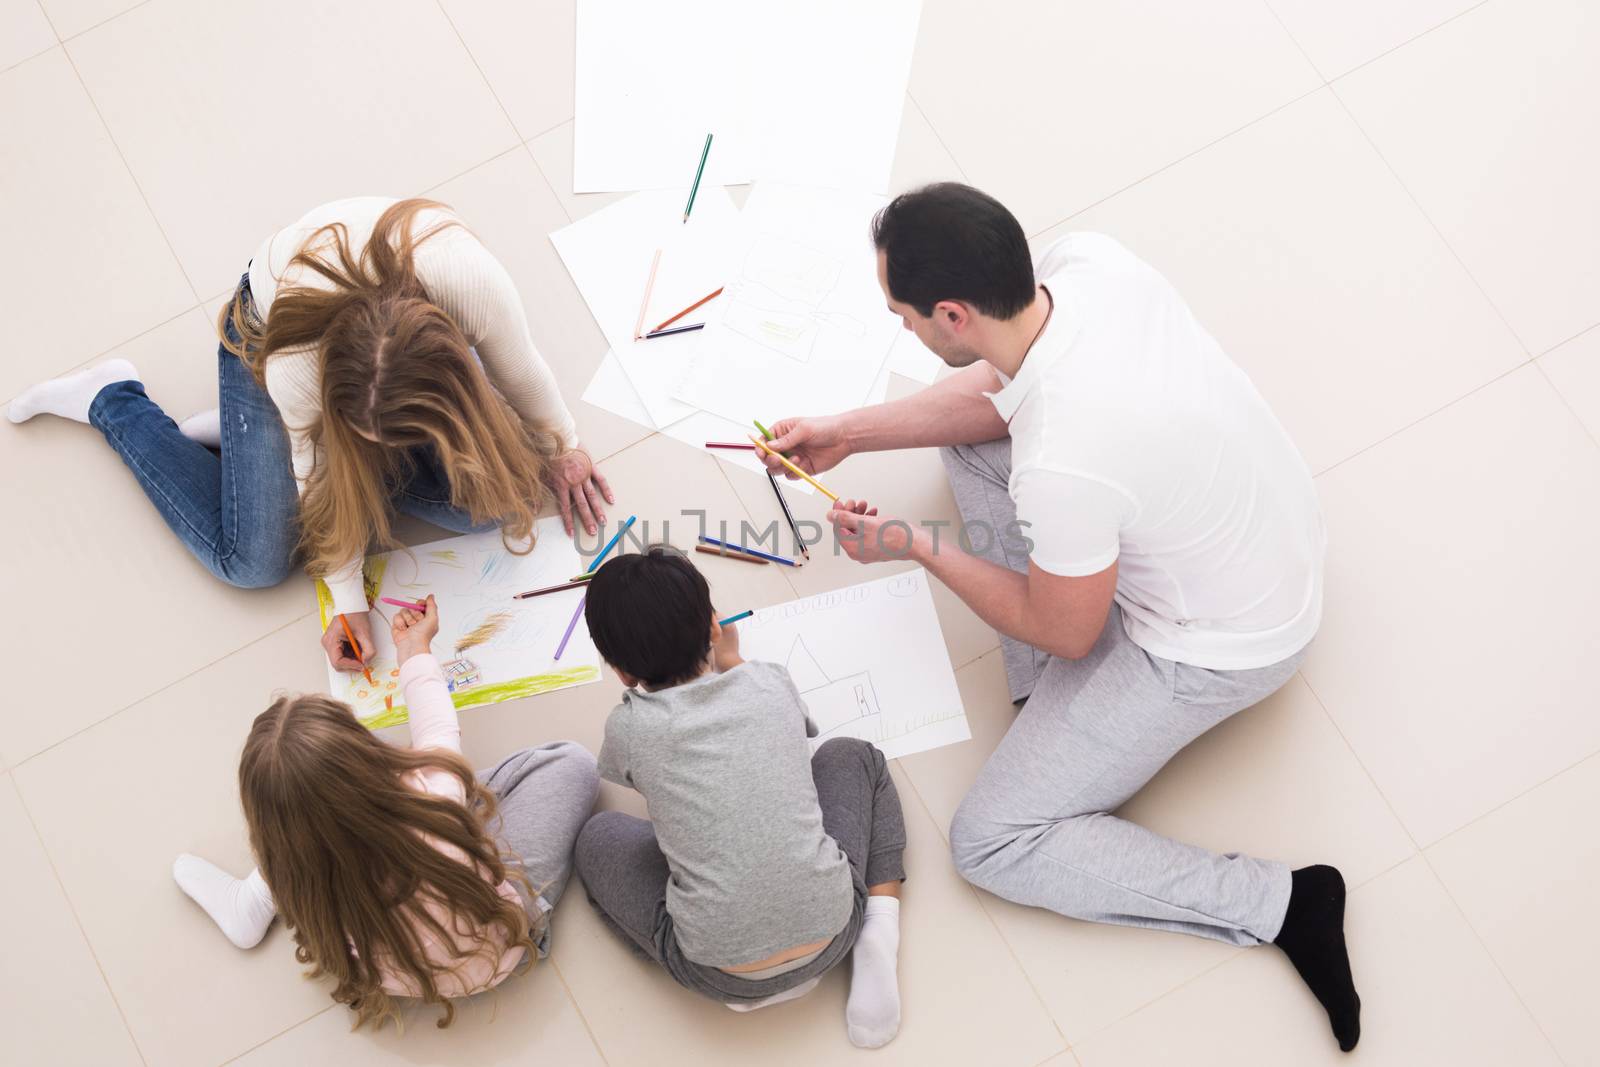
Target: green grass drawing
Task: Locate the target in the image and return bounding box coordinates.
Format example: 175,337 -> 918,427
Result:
356,665 -> 601,730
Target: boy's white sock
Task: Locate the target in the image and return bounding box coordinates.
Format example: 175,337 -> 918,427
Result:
7,359 -> 139,425
172,854 -> 276,949
846,895 -> 902,1048
725,975 -> 821,1012
178,408 -> 221,448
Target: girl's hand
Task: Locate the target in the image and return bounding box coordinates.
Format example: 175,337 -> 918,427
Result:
392,595 -> 441,664
712,618 -> 743,673
322,611 -> 374,672
758,416 -> 853,478
551,445 -> 615,537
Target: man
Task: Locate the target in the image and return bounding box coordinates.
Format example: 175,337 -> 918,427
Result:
759,183 -> 1359,1051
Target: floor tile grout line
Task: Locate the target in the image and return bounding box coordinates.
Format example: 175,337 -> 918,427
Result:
30,0 -> 60,41
547,957 -> 613,1066
8,610 -> 315,774
1422,748 -> 1600,855
55,0 -> 157,47
1323,82 -> 1532,358
1415,852 -> 1570,1064
905,91 -> 971,182
7,772 -> 151,1067
1258,0 -> 1332,86
522,115 -> 576,145
0,38 -> 57,78
1310,357 -> 1530,481
523,140 -> 576,224
1323,0 -> 1498,84
1531,318 -> 1600,362
58,44 -> 204,305
1,299 -> 204,406
1532,358 -> 1600,458
215,1004 -> 339,1066
432,0 -> 532,150
418,140 -> 526,199
1023,82 -> 1326,241
890,759 -> 1072,1055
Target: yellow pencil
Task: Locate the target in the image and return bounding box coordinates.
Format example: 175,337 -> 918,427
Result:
748,436 -> 839,501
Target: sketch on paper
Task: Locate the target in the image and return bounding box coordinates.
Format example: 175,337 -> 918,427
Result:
721,237 -> 868,363
314,520 -> 601,729
735,568 -> 969,760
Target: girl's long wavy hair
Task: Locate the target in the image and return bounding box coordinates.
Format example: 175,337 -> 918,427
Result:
220,198 -> 560,580
239,694 -> 537,1029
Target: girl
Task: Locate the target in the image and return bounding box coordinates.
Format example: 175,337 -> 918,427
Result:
172,596 -> 598,1028
8,197 -> 613,673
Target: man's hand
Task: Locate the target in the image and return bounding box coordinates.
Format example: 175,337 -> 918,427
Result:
712,618 -> 743,673
322,610 -> 375,672
759,415 -> 853,478
827,499 -> 918,564
391,594 -> 441,665
551,445 -> 615,537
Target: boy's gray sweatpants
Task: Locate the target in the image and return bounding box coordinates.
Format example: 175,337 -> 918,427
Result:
477,740 -> 600,956
573,736 -> 907,1004
941,438 -> 1306,947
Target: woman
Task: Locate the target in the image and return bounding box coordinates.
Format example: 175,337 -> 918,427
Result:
8,197 -> 612,671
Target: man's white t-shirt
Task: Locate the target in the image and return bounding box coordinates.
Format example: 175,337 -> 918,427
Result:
987,233 -> 1325,671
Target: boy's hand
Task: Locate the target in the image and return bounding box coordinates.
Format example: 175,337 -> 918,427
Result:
391,595 -> 440,664
712,618 -> 743,673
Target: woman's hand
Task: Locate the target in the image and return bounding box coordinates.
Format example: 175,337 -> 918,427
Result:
391,594 -> 440,665
551,445 -> 615,537
712,617 -> 743,674
322,610 -> 375,672
758,415 -> 853,478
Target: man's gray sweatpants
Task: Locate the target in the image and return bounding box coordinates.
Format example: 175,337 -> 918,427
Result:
941,438 -> 1305,946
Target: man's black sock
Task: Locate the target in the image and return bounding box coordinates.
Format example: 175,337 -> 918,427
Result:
1274,865 -> 1361,1052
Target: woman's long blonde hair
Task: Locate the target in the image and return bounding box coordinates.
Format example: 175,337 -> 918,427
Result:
221,199 -> 560,580
240,694 -> 537,1029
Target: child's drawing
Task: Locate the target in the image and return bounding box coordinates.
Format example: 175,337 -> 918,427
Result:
784,635 -> 884,742
722,236 -> 869,364
314,520 -> 601,729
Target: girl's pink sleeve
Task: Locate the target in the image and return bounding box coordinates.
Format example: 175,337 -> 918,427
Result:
399,654 -> 461,755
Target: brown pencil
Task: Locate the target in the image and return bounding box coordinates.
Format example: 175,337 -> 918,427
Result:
513,578 -> 591,600
649,286 -> 724,335
694,544 -> 770,565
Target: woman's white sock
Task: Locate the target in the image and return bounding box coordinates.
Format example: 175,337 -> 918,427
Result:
7,359 -> 139,425
172,854 -> 276,949
178,408 -> 222,448
846,895 -> 902,1048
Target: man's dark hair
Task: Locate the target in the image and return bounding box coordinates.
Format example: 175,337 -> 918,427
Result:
871,182 -> 1035,320
584,545 -> 714,688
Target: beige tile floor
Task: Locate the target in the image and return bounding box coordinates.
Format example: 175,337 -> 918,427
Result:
1,1 -> 1594,1063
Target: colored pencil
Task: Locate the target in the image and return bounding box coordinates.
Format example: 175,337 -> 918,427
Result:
717,609 -> 753,626
694,544 -> 770,565
644,322 -> 706,340
578,514 -> 637,577
683,133 -> 713,223
566,570 -> 600,583
380,596 -> 427,612
513,579 -> 590,600
554,593 -> 586,660
649,287 -> 724,334
705,441 -> 757,451
768,470 -> 810,560
698,535 -> 799,567
337,613 -> 376,685
633,250 -> 662,340
752,418 -> 792,459
748,436 -> 839,502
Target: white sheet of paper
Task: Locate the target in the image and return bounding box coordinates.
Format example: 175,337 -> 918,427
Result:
673,184 -> 899,423
735,568 -> 969,760
573,0 -> 922,194
314,519 -> 601,728
550,187 -> 739,427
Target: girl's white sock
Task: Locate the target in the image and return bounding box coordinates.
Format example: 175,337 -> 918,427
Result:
846,895 -> 902,1048
178,408 -> 221,448
172,854 -> 276,949
7,359 -> 139,425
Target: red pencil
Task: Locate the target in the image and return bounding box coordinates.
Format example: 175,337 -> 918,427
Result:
705,441 -> 758,451
649,287 -> 724,335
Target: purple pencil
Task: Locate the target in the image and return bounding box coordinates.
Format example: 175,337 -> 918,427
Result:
554,593 -> 586,660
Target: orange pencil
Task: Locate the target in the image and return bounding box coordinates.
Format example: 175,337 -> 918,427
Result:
337,613 -> 376,685
649,286 -> 724,335
633,249 -> 663,340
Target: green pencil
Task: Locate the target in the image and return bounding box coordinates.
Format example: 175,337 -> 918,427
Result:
683,133 -> 713,223
752,419 -> 791,460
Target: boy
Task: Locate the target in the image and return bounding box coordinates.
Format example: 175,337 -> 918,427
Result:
575,546 -> 906,1047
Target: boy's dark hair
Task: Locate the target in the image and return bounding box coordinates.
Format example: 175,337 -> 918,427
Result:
871,182 -> 1035,321
584,545 -> 714,688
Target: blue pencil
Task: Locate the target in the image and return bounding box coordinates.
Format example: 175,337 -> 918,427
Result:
717,609 -> 753,626
698,535 -> 798,567
581,515 -> 637,575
